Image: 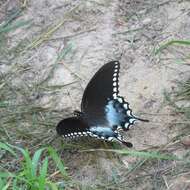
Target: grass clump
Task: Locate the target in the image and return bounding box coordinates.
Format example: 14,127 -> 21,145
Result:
175,78 -> 190,120
0,142 -> 68,190
155,38 -> 190,120
164,77 -> 190,120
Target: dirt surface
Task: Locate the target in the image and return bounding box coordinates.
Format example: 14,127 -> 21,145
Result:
1,0 -> 190,189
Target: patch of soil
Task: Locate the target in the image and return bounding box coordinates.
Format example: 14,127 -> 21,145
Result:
1,0 -> 190,189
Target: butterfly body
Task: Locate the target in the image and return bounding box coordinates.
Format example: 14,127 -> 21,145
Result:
56,61 -> 148,147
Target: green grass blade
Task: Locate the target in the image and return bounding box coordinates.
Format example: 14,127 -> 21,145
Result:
1,9 -> 22,28
84,149 -> 180,160
0,20 -> 31,34
0,101 -> 9,108
0,172 -> 15,178
2,184 -> 10,190
39,43 -> 73,85
56,43 -> 73,63
115,149 -> 180,160
127,159 -> 147,175
155,40 -> 190,55
39,157 -> 48,190
9,145 -> 34,180
32,148 -> 46,177
0,177 -> 5,189
26,2 -> 81,49
19,149 -> 33,180
46,181 -> 59,190
12,179 -> 19,190
47,147 -> 68,179
0,142 -> 17,157
0,175 -> 11,190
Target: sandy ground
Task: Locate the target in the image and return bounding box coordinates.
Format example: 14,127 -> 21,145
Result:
1,0 -> 190,189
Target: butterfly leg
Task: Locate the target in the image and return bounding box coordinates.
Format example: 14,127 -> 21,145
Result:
73,110 -> 84,117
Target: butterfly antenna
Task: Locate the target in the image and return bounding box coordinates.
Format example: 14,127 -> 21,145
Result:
133,116 -> 149,122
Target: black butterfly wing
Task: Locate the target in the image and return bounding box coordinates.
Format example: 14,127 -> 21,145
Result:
81,61 -> 120,126
56,117 -> 90,138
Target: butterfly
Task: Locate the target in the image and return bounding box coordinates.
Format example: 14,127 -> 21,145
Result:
56,61 -> 149,147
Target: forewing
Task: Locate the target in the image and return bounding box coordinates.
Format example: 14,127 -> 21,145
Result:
81,61 -> 120,126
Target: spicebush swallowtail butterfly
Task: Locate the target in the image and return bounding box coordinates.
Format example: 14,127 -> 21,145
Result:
56,61 -> 148,147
